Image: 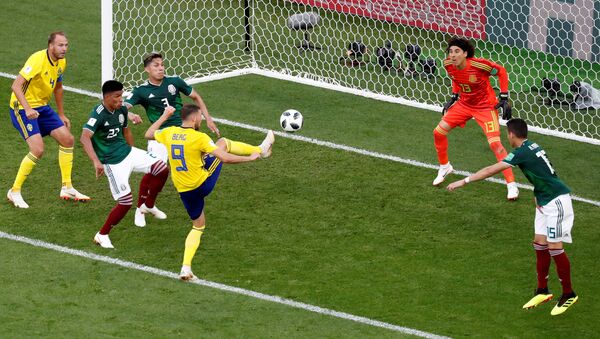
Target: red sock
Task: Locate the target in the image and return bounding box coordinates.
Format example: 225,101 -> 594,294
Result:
550,249 -> 573,295
145,162 -> 168,208
137,174 -> 152,208
533,242 -> 550,289
100,194 -> 132,235
489,140 -> 515,183
433,126 -> 449,164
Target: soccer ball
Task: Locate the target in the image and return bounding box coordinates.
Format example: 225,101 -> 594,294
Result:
280,109 -> 303,132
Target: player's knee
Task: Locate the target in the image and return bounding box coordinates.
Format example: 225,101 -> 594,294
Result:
151,161 -> 169,177
433,125 -> 448,139
29,144 -> 44,158
117,193 -> 133,207
60,133 -> 75,147
215,138 -> 228,151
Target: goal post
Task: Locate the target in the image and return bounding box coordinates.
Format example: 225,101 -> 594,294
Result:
102,0 -> 600,145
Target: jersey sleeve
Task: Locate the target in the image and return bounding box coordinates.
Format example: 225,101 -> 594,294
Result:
57,59 -> 66,82
19,53 -> 43,81
443,59 -> 460,94
125,87 -> 142,106
83,106 -> 103,133
198,133 -> 218,153
502,149 -> 524,167
175,77 -> 193,96
154,128 -> 168,144
473,58 -> 509,92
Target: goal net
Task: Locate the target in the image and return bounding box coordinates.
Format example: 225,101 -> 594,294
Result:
103,0 -> 600,144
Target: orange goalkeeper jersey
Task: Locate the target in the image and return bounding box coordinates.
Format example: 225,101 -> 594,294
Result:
443,57 -> 508,110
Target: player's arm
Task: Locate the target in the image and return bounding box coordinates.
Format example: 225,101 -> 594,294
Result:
80,129 -> 104,178
189,89 -> 219,136
211,147 -> 259,163
144,106 -> 175,140
123,127 -> 134,146
482,59 -> 512,119
123,102 -> 143,125
11,75 -> 39,119
53,81 -> 70,129
446,161 -> 512,191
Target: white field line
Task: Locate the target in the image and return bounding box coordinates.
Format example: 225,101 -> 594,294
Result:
0,231 -> 450,339
1,71 -> 597,208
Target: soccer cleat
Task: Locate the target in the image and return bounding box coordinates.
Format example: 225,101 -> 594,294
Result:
523,288 -> 553,309
134,207 -> 147,227
138,203 -> 167,220
7,189 -> 29,209
551,292 -> 578,316
259,130 -> 275,158
179,265 -> 197,281
93,232 -> 114,249
432,163 -> 453,186
507,182 -> 519,201
60,186 -> 91,202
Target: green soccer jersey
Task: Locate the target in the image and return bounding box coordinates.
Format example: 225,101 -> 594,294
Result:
503,139 -> 570,206
125,76 -> 193,129
83,103 -> 131,164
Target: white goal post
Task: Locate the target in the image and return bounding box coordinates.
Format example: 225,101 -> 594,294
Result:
101,0 -> 600,145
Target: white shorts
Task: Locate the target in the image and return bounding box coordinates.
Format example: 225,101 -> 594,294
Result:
148,139 -> 168,162
534,194 -> 574,243
104,147 -> 162,200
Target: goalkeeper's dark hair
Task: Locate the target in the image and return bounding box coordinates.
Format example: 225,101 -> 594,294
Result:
102,80 -> 123,96
506,118 -> 528,138
446,37 -> 475,58
143,52 -> 163,67
181,104 -> 200,121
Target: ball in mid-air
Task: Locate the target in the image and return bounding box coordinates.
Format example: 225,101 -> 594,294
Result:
280,109 -> 303,132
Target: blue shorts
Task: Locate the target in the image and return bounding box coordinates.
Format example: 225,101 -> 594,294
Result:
179,155 -> 223,220
10,105 -> 65,139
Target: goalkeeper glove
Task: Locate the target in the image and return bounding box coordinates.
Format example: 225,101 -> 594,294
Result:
495,92 -> 512,120
442,93 -> 459,115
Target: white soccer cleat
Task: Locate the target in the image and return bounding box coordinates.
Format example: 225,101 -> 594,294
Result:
179,265 -> 197,281
60,186 -> 91,202
93,232 -> 114,249
7,189 -> 29,209
432,163 -> 453,186
134,207 -> 147,227
139,203 -> 167,220
259,130 -> 275,158
507,182 -> 519,201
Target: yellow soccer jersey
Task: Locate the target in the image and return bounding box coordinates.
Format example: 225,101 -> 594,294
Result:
9,49 -> 66,110
155,126 -> 218,192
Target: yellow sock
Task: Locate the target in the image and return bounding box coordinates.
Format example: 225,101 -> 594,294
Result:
224,138 -> 260,155
182,226 -> 205,266
12,153 -> 39,192
58,146 -> 73,188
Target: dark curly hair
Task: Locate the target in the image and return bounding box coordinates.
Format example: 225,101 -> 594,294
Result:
446,37 -> 475,58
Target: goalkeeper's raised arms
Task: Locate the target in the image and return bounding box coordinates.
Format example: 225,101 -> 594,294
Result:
495,92 -> 512,120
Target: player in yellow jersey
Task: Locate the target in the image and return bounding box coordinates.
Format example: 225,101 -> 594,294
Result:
145,104 -> 275,280
8,31 -> 89,208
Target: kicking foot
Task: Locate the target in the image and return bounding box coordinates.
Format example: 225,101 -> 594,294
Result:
259,130 -> 275,158
179,265 -> 197,281
551,292 -> 578,316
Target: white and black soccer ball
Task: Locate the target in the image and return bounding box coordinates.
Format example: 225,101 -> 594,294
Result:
280,109 -> 303,132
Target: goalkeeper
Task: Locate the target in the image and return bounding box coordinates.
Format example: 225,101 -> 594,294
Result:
124,52 -> 220,227
432,37 -> 518,201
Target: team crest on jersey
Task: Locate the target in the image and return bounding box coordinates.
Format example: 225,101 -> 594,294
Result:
119,114 -> 125,125
469,75 -> 477,83
168,84 -> 176,95
58,67 -> 63,75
